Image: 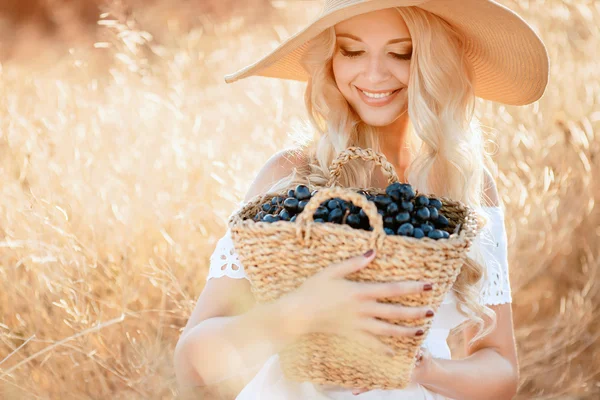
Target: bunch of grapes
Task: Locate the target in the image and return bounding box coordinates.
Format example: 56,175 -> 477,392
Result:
251,183 -> 452,240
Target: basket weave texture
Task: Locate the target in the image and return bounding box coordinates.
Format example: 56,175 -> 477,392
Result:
228,147 -> 482,390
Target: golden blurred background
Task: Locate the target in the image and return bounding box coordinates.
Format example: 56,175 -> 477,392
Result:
0,0 -> 598,399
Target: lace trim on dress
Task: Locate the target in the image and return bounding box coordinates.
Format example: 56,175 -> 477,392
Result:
206,206 -> 513,307
206,228 -> 249,281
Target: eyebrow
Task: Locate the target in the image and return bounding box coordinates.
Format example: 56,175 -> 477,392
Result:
336,33 -> 412,44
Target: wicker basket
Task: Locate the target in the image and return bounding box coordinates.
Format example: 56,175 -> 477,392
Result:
228,147 -> 482,390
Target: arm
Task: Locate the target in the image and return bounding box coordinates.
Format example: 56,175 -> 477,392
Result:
174,148 -> 308,396
174,294 -> 305,396
418,169 -> 519,400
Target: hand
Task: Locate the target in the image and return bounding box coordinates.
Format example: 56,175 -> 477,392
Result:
351,347 -> 435,395
279,249 -> 435,358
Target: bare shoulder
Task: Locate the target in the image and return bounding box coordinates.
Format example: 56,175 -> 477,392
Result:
244,147 -> 309,203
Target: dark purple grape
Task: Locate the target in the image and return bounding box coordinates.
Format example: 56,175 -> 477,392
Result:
441,230 -> 450,239
413,228 -> 425,238
290,215 -> 297,223
287,189 -> 295,198
298,200 -> 308,213
350,204 -> 361,214
328,208 -> 344,223
429,198 -> 443,209
386,202 -> 400,216
384,227 -> 395,236
358,208 -> 368,221
279,209 -> 291,220
428,206 -> 439,221
262,203 -> 271,213
283,197 -> 299,213
314,218 -> 325,223
295,185 -> 311,201
399,184 -> 415,200
400,200 -> 414,212
421,224 -> 433,234
397,223 -> 414,236
383,216 -> 395,228
385,182 -> 402,194
314,206 -> 329,220
428,229 -> 444,240
395,212 -> 410,224
374,195 -> 393,208
262,214 -> 278,223
327,199 -> 341,210
414,195 -> 429,207
416,207 -> 431,221
436,215 -> 449,227
347,214 -> 362,228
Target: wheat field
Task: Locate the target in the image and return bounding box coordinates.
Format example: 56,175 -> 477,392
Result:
0,0 -> 598,399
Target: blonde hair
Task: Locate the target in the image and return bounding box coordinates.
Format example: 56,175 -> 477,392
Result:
265,6 -> 499,346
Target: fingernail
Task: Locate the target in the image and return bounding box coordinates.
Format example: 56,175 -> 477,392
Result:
415,329 -> 424,336
363,249 -> 374,258
426,310 -> 434,317
423,283 -> 433,291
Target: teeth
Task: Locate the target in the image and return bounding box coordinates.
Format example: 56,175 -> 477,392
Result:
361,89 -> 395,99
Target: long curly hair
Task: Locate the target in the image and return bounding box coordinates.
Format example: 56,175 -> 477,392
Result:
263,6 -> 499,346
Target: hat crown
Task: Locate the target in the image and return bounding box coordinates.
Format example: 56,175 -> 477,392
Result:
322,0 -> 364,15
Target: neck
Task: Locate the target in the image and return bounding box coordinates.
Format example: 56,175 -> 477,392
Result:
376,112 -> 412,176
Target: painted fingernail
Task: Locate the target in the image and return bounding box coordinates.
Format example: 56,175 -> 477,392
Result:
363,249 -> 374,258
423,283 -> 433,291
415,329 -> 424,336
426,310 -> 434,317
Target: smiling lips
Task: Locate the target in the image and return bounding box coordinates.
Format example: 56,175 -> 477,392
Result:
355,85 -> 402,107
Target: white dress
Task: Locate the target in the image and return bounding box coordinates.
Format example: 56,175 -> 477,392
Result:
206,205 -> 512,400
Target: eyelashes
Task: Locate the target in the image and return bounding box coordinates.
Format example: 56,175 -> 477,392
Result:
339,49 -> 412,61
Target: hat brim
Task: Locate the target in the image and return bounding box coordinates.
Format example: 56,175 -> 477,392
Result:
224,0 -> 549,106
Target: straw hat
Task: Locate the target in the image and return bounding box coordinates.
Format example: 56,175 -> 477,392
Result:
224,0 -> 549,106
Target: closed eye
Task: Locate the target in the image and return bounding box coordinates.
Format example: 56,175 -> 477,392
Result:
340,49 -> 411,60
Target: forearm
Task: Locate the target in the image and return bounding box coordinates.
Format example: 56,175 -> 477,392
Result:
422,348 -> 519,400
175,297 -> 303,388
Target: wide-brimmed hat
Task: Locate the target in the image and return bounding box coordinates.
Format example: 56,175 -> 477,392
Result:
224,0 -> 549,106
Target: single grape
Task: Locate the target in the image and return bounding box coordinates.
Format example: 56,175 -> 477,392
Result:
416,207 -> 431,221
327,199 -> 341,210
398,184 -> 415,200
436,215 -> 450,228
429,198 -> 443,209
328,208 -> 344,223
400,200 -> 414,212
295,185 -> 311,201
347,214 -> 362,229
397,223 -> 414,236
413,228 -> 425,238
279,209 -> 291,221
261,203 -> 271,213
420,224 -> 433,234
395,212 -> 410,224
290,215 -> 297,223
287,189 -> 295,198
386,202 -> 400,216
283,197 -> 299,213
428,206 -> 439,221
298,200 -> 309,213
374,194 -> 393,208
314,218 -> 325,223
384,227 -> 396,235
428,229 -> 444,240
415,195 -> 429,207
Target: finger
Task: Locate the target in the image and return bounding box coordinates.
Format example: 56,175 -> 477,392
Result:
356,280 -> 433,300
326,249 -> 376,279
359,302 -> 434,321
346,329 -> 395,357
360,318 -> 424,338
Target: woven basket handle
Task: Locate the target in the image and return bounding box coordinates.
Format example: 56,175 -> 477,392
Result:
295,186 -> 385,250
327,147 -> 400,187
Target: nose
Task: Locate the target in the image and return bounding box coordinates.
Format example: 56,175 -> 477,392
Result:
365,54 -> 391,84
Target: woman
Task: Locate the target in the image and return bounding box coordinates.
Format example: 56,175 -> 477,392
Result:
174,0 -> 549,399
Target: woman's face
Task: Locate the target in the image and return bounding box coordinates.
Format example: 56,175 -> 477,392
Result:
332,8 -> 412,127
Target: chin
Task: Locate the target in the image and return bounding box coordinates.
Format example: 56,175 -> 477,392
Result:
356,110 -> 403,127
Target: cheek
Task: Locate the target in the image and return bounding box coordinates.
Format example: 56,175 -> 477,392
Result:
332,55 -> 356,92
